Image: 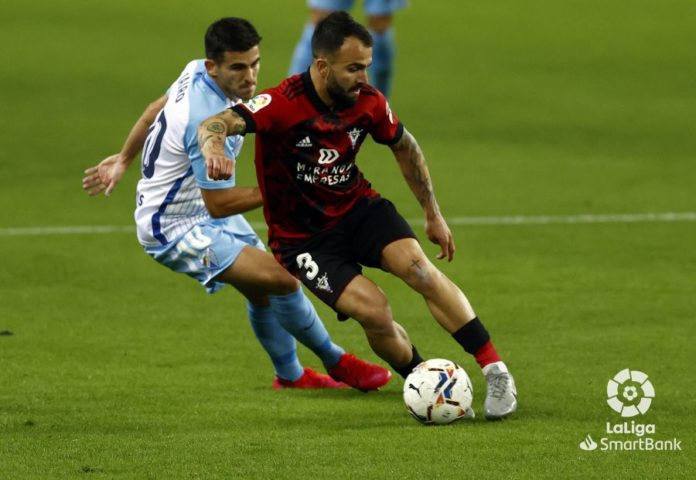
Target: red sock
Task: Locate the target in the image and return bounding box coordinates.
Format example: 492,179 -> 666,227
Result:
474,341 -> 501,369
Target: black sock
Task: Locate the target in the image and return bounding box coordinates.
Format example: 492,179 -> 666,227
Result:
452,317 -> 490,355
391,345 -> 424,379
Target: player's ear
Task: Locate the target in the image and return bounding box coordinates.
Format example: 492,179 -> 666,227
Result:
204,59 -> 217,77
315,57 -> 330,78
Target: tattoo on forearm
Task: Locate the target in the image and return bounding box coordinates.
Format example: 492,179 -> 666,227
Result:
398,130 -> 438,213
199,117 -> 227,151
207,122 -> 226,134
410,259 -> 422,271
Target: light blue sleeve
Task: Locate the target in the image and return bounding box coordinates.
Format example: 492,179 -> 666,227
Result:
184,122 -> 236,190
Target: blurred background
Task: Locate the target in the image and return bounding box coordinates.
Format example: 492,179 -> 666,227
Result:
1,0 -> 694,227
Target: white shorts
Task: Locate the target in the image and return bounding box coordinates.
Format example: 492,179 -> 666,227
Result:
144,218 -> 265,294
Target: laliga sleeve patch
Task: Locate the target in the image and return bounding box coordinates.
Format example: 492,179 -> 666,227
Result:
244,93 -> 272,113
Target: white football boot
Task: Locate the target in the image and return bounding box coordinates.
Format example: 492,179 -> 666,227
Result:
482,362 -> 518,420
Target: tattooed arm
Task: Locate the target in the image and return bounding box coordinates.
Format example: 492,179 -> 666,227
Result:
197,109 -> 248,180
390,128 -> 455,261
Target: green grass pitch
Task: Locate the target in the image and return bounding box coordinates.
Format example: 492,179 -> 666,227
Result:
1,0 -> 695,478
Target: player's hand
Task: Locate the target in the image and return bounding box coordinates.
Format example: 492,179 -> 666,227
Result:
82,154 -> 128,197
205,154 -> 235,180
425,213 -> 456,261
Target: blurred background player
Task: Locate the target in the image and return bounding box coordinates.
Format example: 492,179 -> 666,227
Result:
82,17 -> 390,392
288,0 -> 406,98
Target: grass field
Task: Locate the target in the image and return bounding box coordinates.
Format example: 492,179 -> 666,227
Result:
1,0 -> 695,478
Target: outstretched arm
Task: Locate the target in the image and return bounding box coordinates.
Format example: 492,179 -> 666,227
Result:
83,95 -> 168,196
197,109 -> 248,180
390,128 -> 455,261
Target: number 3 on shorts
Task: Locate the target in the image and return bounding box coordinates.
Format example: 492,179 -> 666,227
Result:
296,253 -> 319,280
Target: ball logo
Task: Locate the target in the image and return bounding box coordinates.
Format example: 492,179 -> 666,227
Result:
606,368 -> 654,417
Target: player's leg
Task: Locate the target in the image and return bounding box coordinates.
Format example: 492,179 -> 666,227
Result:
289,0 -> 354,74
241,289 -> 304,385
280,198 -> 426,380
150,224 -> 344,389
350,197 -> 516,418
380,237 -> 517,419
334,275 -> 425,378
288,16 -> 319,75
216,229 -> 390,393
365,14 -> 395,97
364,0 -> 406,97
236,286 -> 346,389
278,238 -> 395,391
382,238 -> 476,332
215,245 -> 346,372
217,238 -> 388,391
145,228 -> 308,387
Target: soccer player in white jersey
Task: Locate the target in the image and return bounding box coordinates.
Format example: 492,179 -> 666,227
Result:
83,17 -> 391,391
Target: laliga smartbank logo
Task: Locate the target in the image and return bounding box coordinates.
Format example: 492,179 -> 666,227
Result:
578,369 -> 682,452
606,368 -> 654,417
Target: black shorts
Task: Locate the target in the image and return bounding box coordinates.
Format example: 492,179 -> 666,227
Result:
275,196 -> 417,312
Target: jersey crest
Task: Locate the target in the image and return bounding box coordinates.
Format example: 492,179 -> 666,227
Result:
347,127 -> 363,149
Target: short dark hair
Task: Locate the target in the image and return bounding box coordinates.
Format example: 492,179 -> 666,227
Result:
205,17 -> 261,63
311,11 -> 373,59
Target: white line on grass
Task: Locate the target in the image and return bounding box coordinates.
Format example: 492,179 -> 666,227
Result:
0,225 -> 135,236
1,212 -> 695,237
444,211 -> 696,226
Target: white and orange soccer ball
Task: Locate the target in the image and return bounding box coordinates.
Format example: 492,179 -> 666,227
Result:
403,358 -> 474,425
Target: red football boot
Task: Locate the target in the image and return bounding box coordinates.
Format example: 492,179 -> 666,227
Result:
272,367 -> 349,389
328,353 -> 392,392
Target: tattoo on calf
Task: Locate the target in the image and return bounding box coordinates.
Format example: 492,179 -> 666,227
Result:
410,259 -> 422,271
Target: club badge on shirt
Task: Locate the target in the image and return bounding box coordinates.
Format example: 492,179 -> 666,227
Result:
347,128 -> 363,149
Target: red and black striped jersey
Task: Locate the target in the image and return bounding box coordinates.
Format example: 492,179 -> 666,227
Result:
231,71 -> 404,244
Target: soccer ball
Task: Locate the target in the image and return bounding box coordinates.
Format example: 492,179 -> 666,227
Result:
403,358 -> 473,425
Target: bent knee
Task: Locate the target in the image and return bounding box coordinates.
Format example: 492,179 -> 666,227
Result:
336,276 -> 395,332
352,298 -> 394,333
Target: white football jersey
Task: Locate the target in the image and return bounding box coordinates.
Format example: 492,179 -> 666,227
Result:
134,60 -> 256,247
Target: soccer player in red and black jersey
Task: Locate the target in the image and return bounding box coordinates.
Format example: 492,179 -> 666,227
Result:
198,11 -> 517,419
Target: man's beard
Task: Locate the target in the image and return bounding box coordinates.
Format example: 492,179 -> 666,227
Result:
326,76 -> 359,108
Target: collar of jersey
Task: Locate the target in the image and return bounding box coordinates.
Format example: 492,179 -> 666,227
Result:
202,72 -> 232,103
302,70 -> 334,114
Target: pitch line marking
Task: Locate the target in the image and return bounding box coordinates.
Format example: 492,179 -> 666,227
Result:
1,212 -> 695,237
